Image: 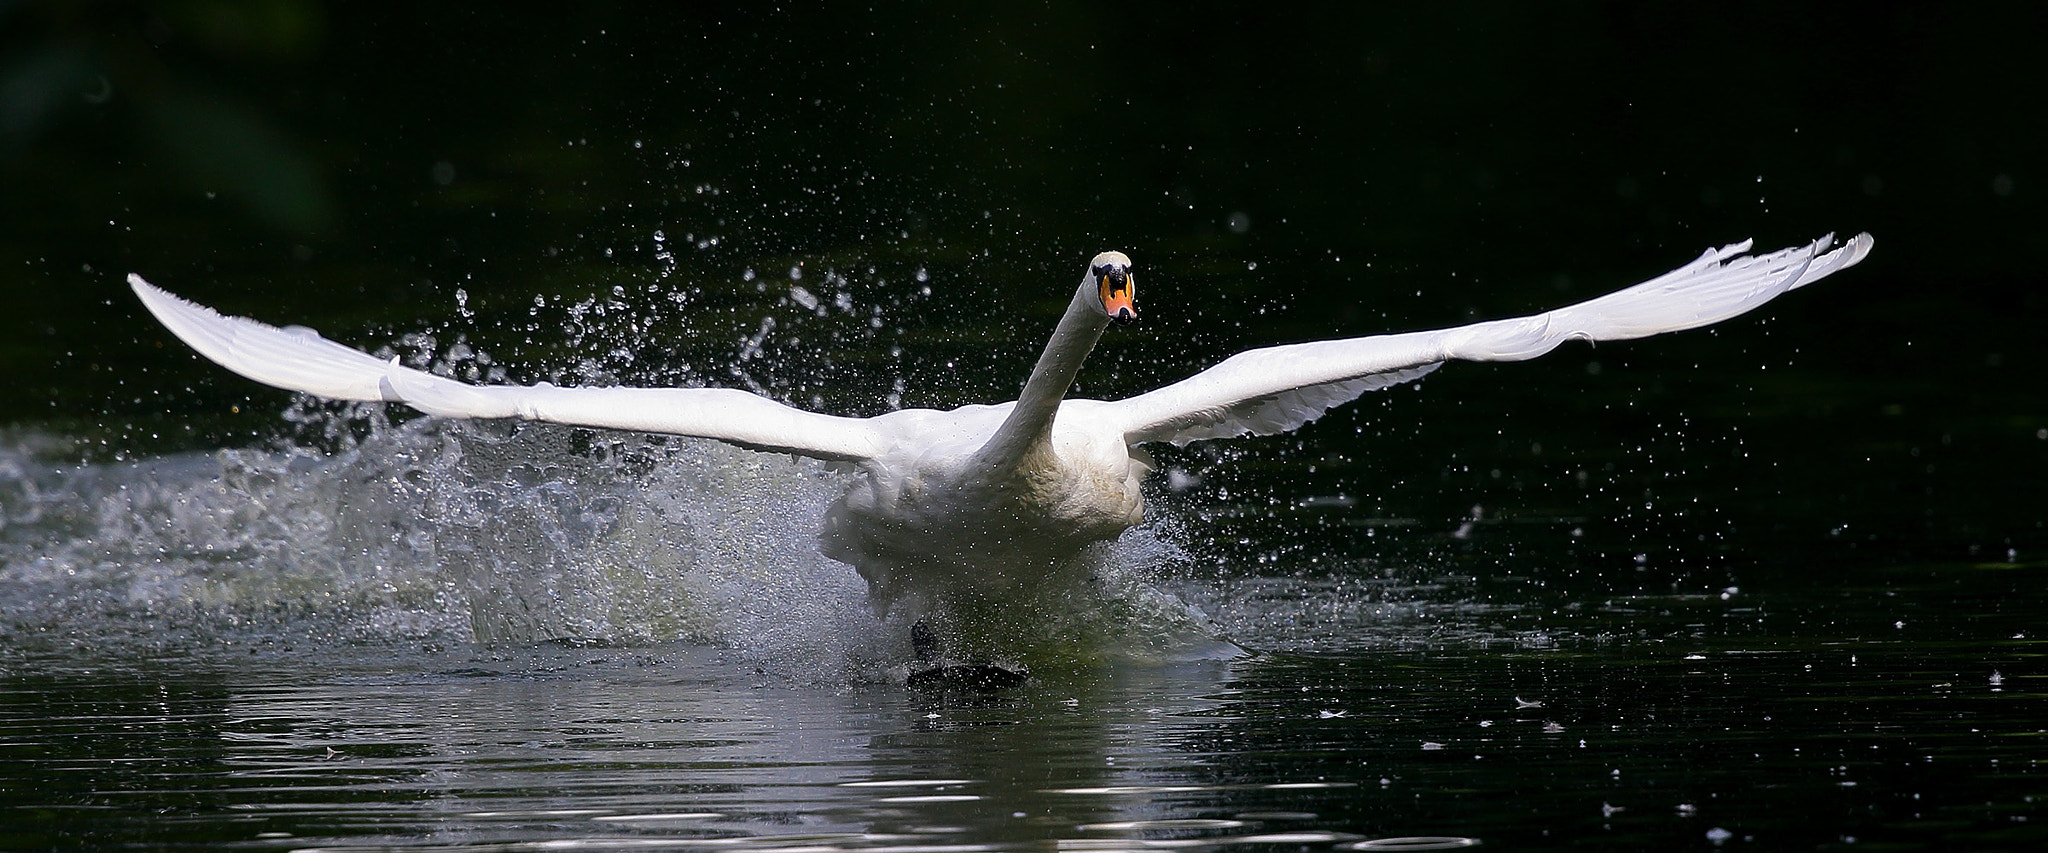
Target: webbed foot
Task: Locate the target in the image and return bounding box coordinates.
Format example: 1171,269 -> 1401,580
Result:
906,660 -> 1030,690
904,619 -> 1028,689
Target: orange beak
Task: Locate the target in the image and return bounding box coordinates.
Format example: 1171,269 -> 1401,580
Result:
1099,269 -> 1136,325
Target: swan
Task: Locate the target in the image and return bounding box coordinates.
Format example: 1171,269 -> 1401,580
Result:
128,233 -> 1871,665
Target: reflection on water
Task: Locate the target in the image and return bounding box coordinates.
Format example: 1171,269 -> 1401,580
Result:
5,604 -> 2045,851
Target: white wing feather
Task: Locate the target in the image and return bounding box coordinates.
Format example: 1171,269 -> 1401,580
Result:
1112,233 -> 1872,446
128,275 -> 884,462
130,273 -> 404,402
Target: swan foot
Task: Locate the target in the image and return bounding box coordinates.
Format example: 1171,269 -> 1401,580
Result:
903,620 -> 1028,689
911,619 -> 939,663
906,660 -> 1030,691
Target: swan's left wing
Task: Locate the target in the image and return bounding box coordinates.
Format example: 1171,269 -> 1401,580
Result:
130,275 -> 886,462
1109,233 -> 1873,447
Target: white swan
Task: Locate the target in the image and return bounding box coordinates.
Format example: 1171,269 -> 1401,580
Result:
129,233 -> 1871,650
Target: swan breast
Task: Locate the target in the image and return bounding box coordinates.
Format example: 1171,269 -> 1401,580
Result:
816,401 -> 1143,602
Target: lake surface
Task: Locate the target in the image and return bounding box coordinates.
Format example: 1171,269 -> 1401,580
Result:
4,4 -> 2044,850
4,386 -> 2044,850
10,613 -> 2047,852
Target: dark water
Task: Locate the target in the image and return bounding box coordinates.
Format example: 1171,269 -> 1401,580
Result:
4,3 -> 2045,850
6,550 -> 2047,851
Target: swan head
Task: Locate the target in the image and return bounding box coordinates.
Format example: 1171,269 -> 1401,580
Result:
1088,251 -> 1137,326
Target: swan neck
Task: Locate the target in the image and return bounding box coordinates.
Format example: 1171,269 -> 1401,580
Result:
978,287 -> 1108,469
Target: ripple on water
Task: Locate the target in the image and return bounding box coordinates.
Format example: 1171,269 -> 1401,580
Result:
1077,820 -> 1248,831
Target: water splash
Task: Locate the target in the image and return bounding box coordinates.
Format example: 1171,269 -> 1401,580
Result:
0,407 -> 1226,682
1,250 -> 1419,678
1,414 -> 865,670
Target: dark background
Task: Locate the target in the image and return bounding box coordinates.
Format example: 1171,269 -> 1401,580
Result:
3,2 -> 2041,578
7,9 -> 2047,847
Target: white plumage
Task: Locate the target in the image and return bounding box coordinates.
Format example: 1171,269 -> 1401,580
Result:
130,233 -> 1872,639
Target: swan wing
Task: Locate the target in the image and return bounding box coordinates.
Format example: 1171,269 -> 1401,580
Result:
1111,232 -> 1873,446
130,275 -> 886,462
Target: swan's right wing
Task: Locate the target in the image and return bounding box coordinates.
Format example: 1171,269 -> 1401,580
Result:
130,275 -> 886,462
1110,233 -> 1873,447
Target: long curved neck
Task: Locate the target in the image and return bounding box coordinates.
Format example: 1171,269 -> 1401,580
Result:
975,285 -> 1109,472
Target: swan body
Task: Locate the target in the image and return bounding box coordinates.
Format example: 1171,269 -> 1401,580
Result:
129,234 -> 1873,636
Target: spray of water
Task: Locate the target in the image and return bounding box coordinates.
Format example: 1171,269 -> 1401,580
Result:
2,412 -> 1232,682
7,238 -> 1524,676
2,245 -> 1245,680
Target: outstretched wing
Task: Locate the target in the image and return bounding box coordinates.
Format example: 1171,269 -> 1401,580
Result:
129,275 -> 886,462
1109,232 -> 1873,447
